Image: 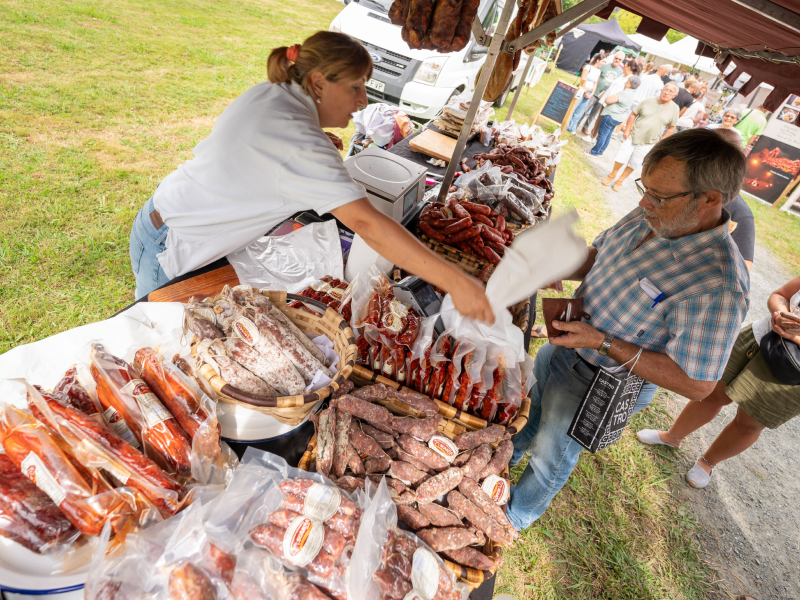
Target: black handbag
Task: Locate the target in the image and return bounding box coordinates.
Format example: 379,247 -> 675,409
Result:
760,331 -> 800,385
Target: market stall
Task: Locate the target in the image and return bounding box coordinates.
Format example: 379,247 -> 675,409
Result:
0,0 -> 662,598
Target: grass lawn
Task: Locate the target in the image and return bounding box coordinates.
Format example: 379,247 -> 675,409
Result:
2,2 -> 714,598
741,193 -> 800,276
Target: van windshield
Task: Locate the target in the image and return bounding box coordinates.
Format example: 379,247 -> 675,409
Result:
355,0 -> 393,14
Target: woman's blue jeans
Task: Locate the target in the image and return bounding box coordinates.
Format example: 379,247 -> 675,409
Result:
129,197 -> 170,300
566,95 -> 592,133
506,343 -> 658,530
590,115 -> 622,156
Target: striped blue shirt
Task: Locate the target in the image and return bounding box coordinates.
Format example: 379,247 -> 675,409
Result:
575,207 -> 750,382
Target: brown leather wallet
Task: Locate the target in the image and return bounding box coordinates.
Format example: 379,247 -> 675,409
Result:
150,208 -> 164,230
542,297 -> 591,338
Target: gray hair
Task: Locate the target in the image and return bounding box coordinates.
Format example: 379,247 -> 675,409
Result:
627,75 -> 641,89
642,129 -> 746,206
715,128 -> 742,146
724,107 -> 741,120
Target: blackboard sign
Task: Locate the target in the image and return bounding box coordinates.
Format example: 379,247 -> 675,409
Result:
536,80 -> 578,127
568,368 -> 645,453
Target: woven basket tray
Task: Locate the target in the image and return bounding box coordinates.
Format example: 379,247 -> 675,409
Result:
194,290 -> 357,426
298,366 -> 530,590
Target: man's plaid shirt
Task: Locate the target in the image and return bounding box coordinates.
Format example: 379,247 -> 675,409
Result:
575,207 -> 749,381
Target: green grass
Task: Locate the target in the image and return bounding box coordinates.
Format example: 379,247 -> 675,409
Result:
741,193 -> 800,276
2,3 -> 715,598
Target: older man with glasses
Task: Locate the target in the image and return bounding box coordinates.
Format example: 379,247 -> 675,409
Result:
506,129 -> 750,532
602,82 -> 680,192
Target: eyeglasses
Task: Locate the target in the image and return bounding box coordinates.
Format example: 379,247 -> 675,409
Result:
635,179 -> 697,207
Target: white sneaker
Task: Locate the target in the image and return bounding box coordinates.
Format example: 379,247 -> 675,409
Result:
581,134 -> 595,143
636,429 -> 678,447
686,462 -> 713,488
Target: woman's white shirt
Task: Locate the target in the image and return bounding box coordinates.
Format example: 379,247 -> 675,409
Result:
676,100 -> 704,128
584,65 -> 601,84
153,81 -> 366,279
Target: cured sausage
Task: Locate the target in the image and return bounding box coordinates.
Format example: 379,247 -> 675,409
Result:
395,448 -> 434,475
267,510 -> 345,559
481,440 -> 514,479
349,421 -> 389,462
278,479 -> 359,518
454,424 -> 507,450
28,389 -> 186,518
390,415 -> 441,442
332,396 -> 394,434
364,456 -> 391,474
53,367 -> 99,416
0,404 -> 134,536
251,308 -> 331,384
351,384 -> 388,402
479,368 -> 504,422
374,567 -> 412,599
200,341 -> 276,397
248,522 -> 342,579
346,444 -> 366,477
396,504 -> 430,530
184,307 -> 224,342
494,214 -> 506,232
134,348 -> 214,440
331,410 -> 352,479
168,563 -> 217,600
90,344 -> 193,477
262,301 -> 327,365
207,544 -> 236,586
0,454 -> 77,553
311,409 -> 335,479
446,490 -> 512,545
387,461 -> 428,486
224,338 -> 304,396
458,477 -> 517,539
366,292 -> 382,326
396,312 -> 420,346
281,493 -> 359,539
415,467 -> 464,503
450,0 -> 480,51
417,501 -> 462,527
461,201 -> 493,216
445,225 -> 481,244
360,422 -> 396,448
461,443 -> 492,480
396,434 -> 448,471
419,221 -> 447,242
428,0 -> 463,49
416,526 -> 483,552
440,217 -> 471,235
441,546 -> 496,571
451,449 -> 473,467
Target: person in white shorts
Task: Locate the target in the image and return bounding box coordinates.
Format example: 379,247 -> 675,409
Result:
602,83 -> 679,192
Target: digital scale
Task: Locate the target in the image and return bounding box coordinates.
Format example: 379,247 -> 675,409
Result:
392,276 -> 444,335
344,146 -> 427,225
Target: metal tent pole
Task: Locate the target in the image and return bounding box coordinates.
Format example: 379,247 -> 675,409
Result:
436,0 -> 516,202
504,52 -> 535,122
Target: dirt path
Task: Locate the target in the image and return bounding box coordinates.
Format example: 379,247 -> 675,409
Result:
575,132 -> 800,600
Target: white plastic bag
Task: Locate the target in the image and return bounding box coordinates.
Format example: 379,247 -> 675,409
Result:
227,220 -> 344,293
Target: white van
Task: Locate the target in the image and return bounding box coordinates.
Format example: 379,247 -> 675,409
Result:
330,0 -> 523,120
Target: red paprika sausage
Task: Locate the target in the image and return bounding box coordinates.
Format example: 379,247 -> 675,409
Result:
480,226 -> 506,246
446,225 -> 481,243
419,221 -> 448,242
441,217 -> 472,235
471,214 -> 495,227
461,201 -> 493,216
480,246 -> 501,265
494,214 -> 506,232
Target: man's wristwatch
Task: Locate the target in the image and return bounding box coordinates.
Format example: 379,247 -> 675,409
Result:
598,331 -> 614,356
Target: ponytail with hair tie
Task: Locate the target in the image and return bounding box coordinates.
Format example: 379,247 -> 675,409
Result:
286,44 -> 301,63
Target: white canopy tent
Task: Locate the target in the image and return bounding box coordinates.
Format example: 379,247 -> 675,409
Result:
628,33 -> 720,79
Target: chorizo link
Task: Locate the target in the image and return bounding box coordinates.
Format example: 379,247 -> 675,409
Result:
458,477 -> 517,539
481,440 -> 514,479
441,217 -> 472,235
168,563 -> 216,600
445,225 -> 481,244
416,526 -> 483,552
53,367 -> 99,416
461,201 -> 493,216
447,490 -> 512,545
419,221 -> 448,242
479,226 -> 506,246
415,467 -> 464,503
396,434 -> 448,471
454,424 -> 507,450
480,246 -> 502,265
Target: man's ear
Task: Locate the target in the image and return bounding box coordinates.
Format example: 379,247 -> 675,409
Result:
702,190 -> 723,209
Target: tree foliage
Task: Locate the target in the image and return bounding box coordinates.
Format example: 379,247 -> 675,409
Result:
558,3 -> 687,45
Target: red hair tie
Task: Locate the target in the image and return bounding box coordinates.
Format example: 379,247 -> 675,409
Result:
286,44 -> 301,63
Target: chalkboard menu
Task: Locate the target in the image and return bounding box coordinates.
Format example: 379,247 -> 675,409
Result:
537,80 -> 578,126
568,369 -> 645,453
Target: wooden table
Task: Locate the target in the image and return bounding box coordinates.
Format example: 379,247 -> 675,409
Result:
148,264 -> 240,304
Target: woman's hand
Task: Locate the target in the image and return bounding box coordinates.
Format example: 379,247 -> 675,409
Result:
324,131 -> 344,151
771,311 -> 800,344
449,274 -> 495,324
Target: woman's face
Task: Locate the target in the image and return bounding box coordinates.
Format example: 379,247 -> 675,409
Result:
721,112 -> 738,128
314,72 -> 369,129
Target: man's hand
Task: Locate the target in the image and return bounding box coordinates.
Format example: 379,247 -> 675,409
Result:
543,281 -> 564,292
622,130 -> 630,140
549,320 -> 605,349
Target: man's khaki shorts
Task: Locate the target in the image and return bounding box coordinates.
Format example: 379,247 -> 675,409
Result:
722,325 -> 800,429
614,138 -> 654,170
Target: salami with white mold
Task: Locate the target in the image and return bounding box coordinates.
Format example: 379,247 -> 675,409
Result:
417,502 -> 463,527
459,477 -> 517,540
415,467 -> 464,503
396,434 -> 448,471
390,415 -> 441,441
396,504 -> 430,530
387,461 -> 428,486
481,439 -> 513,479
416,526 -> 484,552
461,443 -> 492,480
454,424 -> 507,450
447,490 -> 513,545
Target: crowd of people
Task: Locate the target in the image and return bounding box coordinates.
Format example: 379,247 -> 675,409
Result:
566,50 -> 769,167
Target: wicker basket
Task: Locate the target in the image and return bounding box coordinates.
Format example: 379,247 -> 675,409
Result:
298,367 -> 530,590
195,290 -> 357,426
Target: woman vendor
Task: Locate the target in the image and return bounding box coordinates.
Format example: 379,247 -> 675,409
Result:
130,31 -> 493,323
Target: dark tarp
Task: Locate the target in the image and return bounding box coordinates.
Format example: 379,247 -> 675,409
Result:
556,18 -> 641,73
594,0 -> 800,111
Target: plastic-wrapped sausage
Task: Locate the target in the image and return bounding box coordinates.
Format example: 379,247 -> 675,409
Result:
479,368 -> 504,422
267,510 -> 345,559
168,563 -> 217,600
53,367 -> 99,416
417,501 -> 463,527
416,526 -> 484,552
454,424 -> 507,450
278,479 -> 358,517
374,567 -> 412,599
396,434 -> 448,471
446,490 -> 512,545
249,522 -> 342,579
396,504 -> 430,530
395,312 -> 420,346
415,467 -> 464,504
281,494 -> 359,538
480,440 -> 514,479
134,348 -> 214,440
461,443 -> 492,480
